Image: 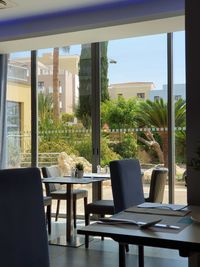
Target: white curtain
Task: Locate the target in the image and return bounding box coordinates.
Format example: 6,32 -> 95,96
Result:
0,54 -> 8,169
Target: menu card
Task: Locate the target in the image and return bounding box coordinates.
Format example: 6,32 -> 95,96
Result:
125,202 -> 190,217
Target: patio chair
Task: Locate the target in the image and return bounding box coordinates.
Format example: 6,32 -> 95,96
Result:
43,196 -> 52,234
110,159 -> 145,267
42,165 -> 88,228
84,164 -> 167,249
84,199 -> 114,248
0,167 -> 49,267
145,167 -> 168,203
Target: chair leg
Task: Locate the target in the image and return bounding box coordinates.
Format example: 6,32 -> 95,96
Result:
84,196 -> 88,220
55,200 -> 60,221
125,244 -> 129,252
100,214 -> 105,241
73,200 -> 76,228
85,212 -> 90,248
119,243 -> 126,267
46,205 -> 51,235
138,245 -> 144,267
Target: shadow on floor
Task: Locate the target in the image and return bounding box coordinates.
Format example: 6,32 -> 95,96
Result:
48,220 -> 188,267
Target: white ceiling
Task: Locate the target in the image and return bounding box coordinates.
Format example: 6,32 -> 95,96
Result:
0,0 -> 116,21
0,0 -> 185,53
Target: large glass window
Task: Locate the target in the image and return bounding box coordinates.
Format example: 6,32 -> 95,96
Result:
37,45 -> 93,216
173,31 -> 186,204
100,32 -> 186,205
5,31 -> 186,210
101,34 -> 170,202
6,52 -> 31,168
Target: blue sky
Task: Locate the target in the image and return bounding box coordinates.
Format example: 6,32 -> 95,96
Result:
107,31 -> 185,90
69,31 -> 185,90
12,31 -> 185,90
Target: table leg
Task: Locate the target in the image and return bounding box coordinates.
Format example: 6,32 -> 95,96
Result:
48,183 -> 85,247
66,183 -> 73,242
138,245 -> 144,267
119,243 -> 126,267
91,181 -> 103,221
188,252 -> 200,267
92,181 -> 102,202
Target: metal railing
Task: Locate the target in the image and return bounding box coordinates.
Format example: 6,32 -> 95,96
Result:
20,152 -> 60,167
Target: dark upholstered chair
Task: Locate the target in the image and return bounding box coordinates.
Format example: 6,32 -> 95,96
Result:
84,199 -> 114,247
110,159 -> 145,267
0,167 -> 50,267
110,159 -> 144,212
43,196 -> 52,235
42,165 -> 88,228
84,163 -> 167,251
84,159 -> 144,248
145,168 -> 168,203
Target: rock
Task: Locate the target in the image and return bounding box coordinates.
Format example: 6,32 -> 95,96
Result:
58,152 -> 92,176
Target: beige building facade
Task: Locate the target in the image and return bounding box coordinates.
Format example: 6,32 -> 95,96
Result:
7,63 -> 31,134
108,82 -> 155,100
38,53 -> 79,114
15,53 -> 80,114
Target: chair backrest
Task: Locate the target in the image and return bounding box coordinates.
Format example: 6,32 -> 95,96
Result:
147,168 -> 168,203
0,167 -> 49,267
41,165 -> 62,195
110,159 -> 145,213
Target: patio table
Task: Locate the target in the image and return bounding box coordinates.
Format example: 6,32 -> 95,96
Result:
43,174 -> 109,247
78,204 -> 200,267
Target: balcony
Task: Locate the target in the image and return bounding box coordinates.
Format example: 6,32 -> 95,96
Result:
7,64 -> 29,83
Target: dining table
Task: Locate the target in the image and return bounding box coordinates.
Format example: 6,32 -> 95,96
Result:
78,203 -> 200,267
43,173 -> 109,247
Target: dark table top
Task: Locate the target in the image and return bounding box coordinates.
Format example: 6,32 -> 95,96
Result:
43,176 -> 107,185
78,205 -> 200,253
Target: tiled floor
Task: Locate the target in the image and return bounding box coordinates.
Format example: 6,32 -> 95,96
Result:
48,220 -> 188,267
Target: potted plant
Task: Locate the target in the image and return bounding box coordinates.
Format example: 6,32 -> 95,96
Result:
75,162 -> 84,178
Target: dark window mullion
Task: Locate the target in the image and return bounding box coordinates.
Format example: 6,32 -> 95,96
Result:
167,33 -> 175,203
91,43 -> 101,201
31,50 -> 38,167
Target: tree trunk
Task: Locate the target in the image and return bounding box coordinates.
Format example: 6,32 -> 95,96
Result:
160,131 -> 168,167
137,129 -> 164,164
53,47 -> 60,121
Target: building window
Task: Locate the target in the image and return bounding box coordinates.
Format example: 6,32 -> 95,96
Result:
38,81 -> 44,90
154,96 -> 160,101
174,95 -> 181,101
118,93 -> 123,98
7,101 -> 21,133
137,93 -> 145,99
48,87 -> 53,93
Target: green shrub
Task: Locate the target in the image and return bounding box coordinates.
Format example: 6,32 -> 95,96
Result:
100,138 -> 121,166
61,113 -> 75,123
110,133 -> 138,159
74,137 -> 120,166
39,140 -> 78,155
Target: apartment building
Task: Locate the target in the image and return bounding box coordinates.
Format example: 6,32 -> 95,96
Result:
150,83 -> 186,101
108,82 -> 155,100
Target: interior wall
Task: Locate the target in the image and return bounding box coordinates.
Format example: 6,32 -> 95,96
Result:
186,0 -> 200,205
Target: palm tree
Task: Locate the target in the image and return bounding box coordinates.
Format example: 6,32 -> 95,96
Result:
38,92 -> 53,131
53,47 -> 60,121
52,46 -> 70,122
138,98 -> 186,167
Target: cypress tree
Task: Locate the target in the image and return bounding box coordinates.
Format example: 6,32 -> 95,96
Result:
77,42 -> 109,127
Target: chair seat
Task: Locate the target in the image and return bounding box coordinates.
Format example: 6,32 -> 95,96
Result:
51,189 -> 88,200
85,200 -> 114,215
43,196 -> 52,206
